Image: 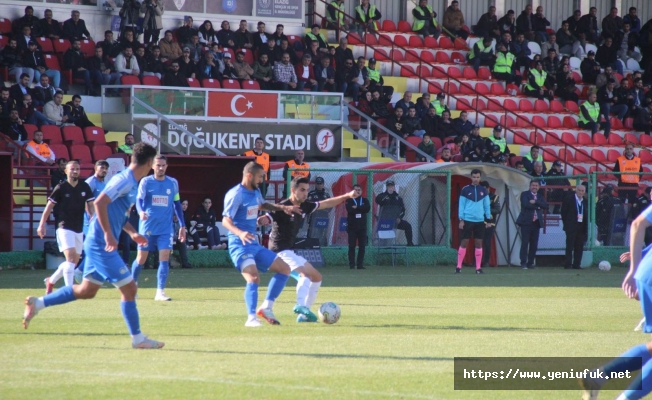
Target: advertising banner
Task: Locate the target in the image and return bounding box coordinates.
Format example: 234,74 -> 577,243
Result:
255,0 -> 302,19
134,119 -> 341,158
206,0 -> 254,15
207,91 -> 278,118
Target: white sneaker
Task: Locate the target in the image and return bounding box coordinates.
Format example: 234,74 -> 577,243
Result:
154,292 -> 171,301
198,245 -> 209,250
635,317 -> 646,331
132,336 -> 165,349
245,316 -> 262,327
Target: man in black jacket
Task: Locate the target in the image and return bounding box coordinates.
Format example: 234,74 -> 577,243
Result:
560,184 -> 588,269
62,10 -> 92,41
23,41 -> 61,90
598,79 -> 628,122
634,103 -> 652,135
346,184 -> 370,269
1,109 -> 28,143
577,7 -> 600,45
252,22 -> 271,51
516,181 -> 548,269
234,20 -> 253,50
13,6 -> 41,37
545,160 -> 571,214
596,37 -> 623,75
375,181 -> 414,246
87,46 -> 122,87
497,10 -> 516,36
63,40 -> 93,95
40,9 -> 62,40
189,197 -> 225,250
474,6 -> 500,38
336,58 -> 360,102
64,95 -> 96,129
580,50 -> 601,84
217,21 -> 236,49
162,62 -> 188,87
334,37 -> 354,70
516,5 -> 534,41
99,30 -> 122,58
31,75 -> 57,107
480,181 -> 501,268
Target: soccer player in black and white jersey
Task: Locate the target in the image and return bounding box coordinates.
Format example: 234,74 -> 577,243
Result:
38,161 -> 95,293
258,176 -> 357,322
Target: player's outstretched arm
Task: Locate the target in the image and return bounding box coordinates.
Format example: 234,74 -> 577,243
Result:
317,190 -> 358,210
624,212 -> 652,299
260,202 -> 301,215
37,201 -> 56,239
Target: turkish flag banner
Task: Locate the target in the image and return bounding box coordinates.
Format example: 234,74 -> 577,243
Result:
207,91 -> 279,118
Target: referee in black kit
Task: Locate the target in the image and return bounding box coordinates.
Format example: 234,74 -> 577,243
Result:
37,160 -> 95,291
346,184 -> 370,269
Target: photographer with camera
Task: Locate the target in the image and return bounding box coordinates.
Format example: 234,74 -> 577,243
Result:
119,0 -> 141,41
141,0 -> 164,45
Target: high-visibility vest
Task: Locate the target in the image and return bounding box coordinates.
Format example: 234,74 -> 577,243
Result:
306,32 -> 327,46
117,144 -> 133,154
525,69 -> 547,91
578,101 -> 600,125
26,141 -> 52,160
412,5 -> 439,32
367,68 -> 380,82
487,136 -> 507,152
327,1 -> 345,25
469,41 -> 492,60
430,101 -> 446,116
493,51 -> 515,74
355,5 -> 379,30
617,156 -> 641,184
286,159 -> 310,178
244,150 -> 270,174
523,153 -> 543,164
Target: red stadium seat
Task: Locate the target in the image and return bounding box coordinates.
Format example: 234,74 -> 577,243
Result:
120,75 -> 140,85
639,150 -> 652,163
393,35 -> 408,47
69,144 -> 93,166
459,82 -> 475,94
550,100 -> 565,113
547,115 -> 562,128
519,99 -> 533,112
22,124 -> 37,141
500,115 -> 516,127
427,80 -> 442,92
0,35 -> 7,50
420,50 -> 435,63
513,131 -> 529,144
462,67 -> 476,79
490,83 -> 505,95
506,83 -> 521,95
202,78 -> 221,88
542,148 -> 557,161
83,127 -> 107,145
625,133 -> 639,145
187,78 -> 200,87
563,116 -> 578,128
141,76 -> 161,86
477,67 -> 491,80
475,83 -> 489,95
378,34 -> 392,46
347,33 -> 362,44
444,82 -> 458,94
593,133 -> 608,145
472,98 -> 487,110
558,148 -> 573,162
223,48 -> 235,60
431,66 -> 447,78
624,117 -> 635,129
607,149 -> 621,162
484,115 -> 499,128
581,86 -> 590,99
577,132 -> 592,145
397,20 -> 412,33
503,99 -> 518,110
574,166 -> 588,175
447,67 -> 462,78
43,54 -> 62,72
36,37 -> 54,53
532,116 -> 547,128
381,20 -> 397,32
53,38 -> 71,54
49,144 -> 69,160
565,101 -> 579,113
416,65 -> 431,78
424,36 -> 438,48
222,79 -> 241,89
91,144 -> 113,162
531,131 -> 545,145
534,100 -> 549,112
364,34 -> 378,45
545,132 -> 561,145
454,37 -> 469,50
62,126 -> 85,145
510,155 -> 523,167
591,149 -> 607,162
287,35 -> 300,46
608,134 -> 624,146
41,125 -> 63,144
487,99 -> 503,111
400,65 -> 417,77
0,18 -> 11,34
374,49 -> 390,61
237,49 -> 254,64
435,51 -> 451,64
561,132 -> 577,145
390,49 -> 404,61
409,36 -> 424,48
405,50 -> 420,62
456,98 -> 472,111
80,39 -> 95,57
611,117 -> 624,130
571,71 -> 582,84
451,51 -> 466,64
242,80 -> 260,90
641,135 -> 652,147
438,36 -> 454,49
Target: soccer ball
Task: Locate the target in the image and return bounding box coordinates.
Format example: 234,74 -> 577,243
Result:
598,261 -> 612,271
318,302 -> 341,324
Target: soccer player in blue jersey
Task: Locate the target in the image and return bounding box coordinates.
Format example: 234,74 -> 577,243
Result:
581,204 -> 652,399
222,161 -> 301,327
131,155 -> 186,301
23,143 -> 164,349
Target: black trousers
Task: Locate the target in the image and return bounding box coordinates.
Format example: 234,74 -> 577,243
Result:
396,219 -> 413,245
493,71 -> 522,86
519,222 -> 540,267
618,183 -> 639,204
347,229 -> 367,268
482,225 -> 496,264
565,230 -> 586,268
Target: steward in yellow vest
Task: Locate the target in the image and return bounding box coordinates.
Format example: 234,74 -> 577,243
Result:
412,0 -> 440,37
524,61 -> 554,101
492,43 -> 522,85
577,92 -> 611,137
355,0 -> 381,32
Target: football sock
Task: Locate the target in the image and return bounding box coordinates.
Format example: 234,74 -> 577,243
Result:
296,277 -> 310,307
62,261 -> 76,286
457,247 -> 466,269
120,300 -> 141,335
306,281 -> 322,308
265,273 -> 289,302
621,356 -> 652,399
49,263 -> 64,284
157,261 -> 169,290
131,260 -> 143,284
244,283 -> 258,316
131,333 -> 145,344
261,299 -> 274,310
34,297 -> 45,312
475,249 -> 483,270
290,270 -> 301,281
43,285 -> 76,307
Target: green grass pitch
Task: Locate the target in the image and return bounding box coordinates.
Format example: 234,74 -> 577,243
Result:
0,265 -> 644,399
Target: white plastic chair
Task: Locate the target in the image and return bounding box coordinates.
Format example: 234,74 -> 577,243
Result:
569,56 -> 581,70
528,41 -> 541,56
585,43 -> 598,54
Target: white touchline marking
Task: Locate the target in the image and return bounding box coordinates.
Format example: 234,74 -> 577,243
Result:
6,367 -> 443,400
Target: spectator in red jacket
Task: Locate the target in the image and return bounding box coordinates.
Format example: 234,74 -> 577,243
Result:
295,54 -> 318,91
